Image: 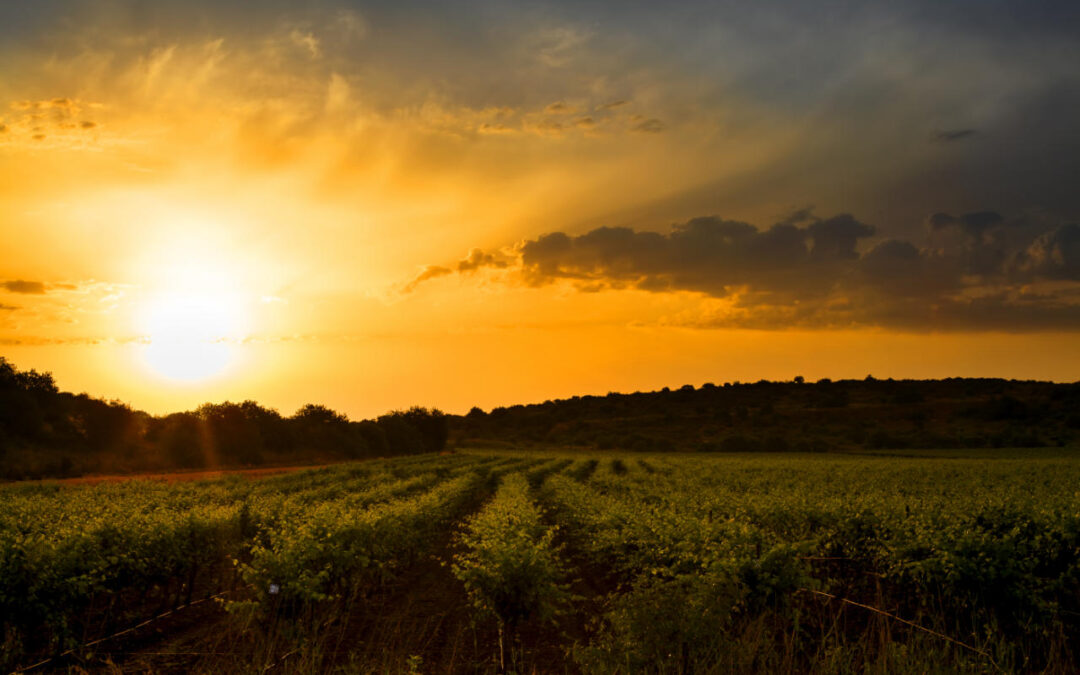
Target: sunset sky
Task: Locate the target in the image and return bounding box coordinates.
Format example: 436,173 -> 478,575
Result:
1,1 -> 1079,418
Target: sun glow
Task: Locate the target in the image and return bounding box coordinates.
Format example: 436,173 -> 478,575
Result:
138,291 -> 247,381
131,235 -> 254,382
143,339 -> 234,382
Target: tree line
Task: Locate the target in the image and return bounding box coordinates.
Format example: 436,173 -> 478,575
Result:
451,376 -> 1080,453
0,357 -> 447,480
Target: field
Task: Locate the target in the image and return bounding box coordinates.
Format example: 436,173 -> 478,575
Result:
3,449 -> 1079,673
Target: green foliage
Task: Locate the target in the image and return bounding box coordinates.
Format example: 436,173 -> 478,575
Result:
238,470 -> 485,607
0,478 -> 249,665
541,452 -> 1080,671
576,571 -> 746,673
451,473 -> 569,628
4,449 -> 1080,672
0,454 -> 510,669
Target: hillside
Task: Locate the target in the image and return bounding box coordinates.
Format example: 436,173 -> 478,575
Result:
450,377 -> 1080,453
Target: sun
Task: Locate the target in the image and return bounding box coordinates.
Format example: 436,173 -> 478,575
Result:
138,291 -> 248,382
127,225 -> 257,383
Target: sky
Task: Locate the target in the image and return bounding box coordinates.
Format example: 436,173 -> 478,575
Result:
1,0 -> 1079,418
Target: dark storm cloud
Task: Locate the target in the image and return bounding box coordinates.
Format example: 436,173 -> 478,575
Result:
926,211 -> 1004,237
516,213 -> 875,298
2,280 -> 47,294
807,215 -> 875,260
410,210 -> 1080,331
0,303 -> 18,311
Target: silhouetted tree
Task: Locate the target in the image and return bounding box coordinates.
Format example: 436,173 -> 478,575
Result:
376,412 -> 427,454
354,420 -> 390,456
148,412 -> 204,468
399,406 -> 449,453
291,403 -> 361,457
197,401 -> 281,464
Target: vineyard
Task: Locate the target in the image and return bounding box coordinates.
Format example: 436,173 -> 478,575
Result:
2,449 -> 1080,673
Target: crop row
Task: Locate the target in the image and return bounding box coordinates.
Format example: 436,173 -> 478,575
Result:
542,453 -> 1080,670
452,472 -> 567,628
5,451 -> 1079,672
0,453 -> 512,667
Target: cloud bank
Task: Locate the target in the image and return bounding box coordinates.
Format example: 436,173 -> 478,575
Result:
406,211 -> 1080,331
